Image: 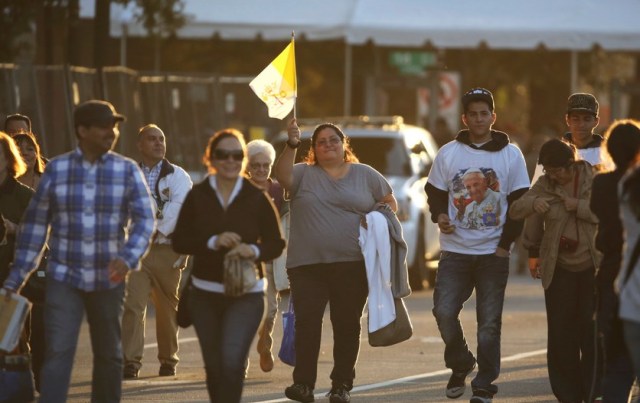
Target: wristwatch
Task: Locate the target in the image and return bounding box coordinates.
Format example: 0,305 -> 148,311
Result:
286,139 -> 301,149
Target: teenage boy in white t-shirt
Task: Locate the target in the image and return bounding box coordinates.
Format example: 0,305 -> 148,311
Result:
531,93 -> 609,183
425,88 -> 530,403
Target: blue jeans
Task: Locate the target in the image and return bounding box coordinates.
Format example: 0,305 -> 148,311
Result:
189,287 -> 264,403
432,251 -> 509,395
39,278 -> 125,403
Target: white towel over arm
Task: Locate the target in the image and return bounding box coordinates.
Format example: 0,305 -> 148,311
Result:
359,211 -> 396,333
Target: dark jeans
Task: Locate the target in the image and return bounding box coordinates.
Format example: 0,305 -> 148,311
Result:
597,284 -> 636,402
40,278 -> 125,403
288,261 -> 368,390
27,303 -> 45,392
432,251 -> 509,395
545,266 -> 598,403
189,287 -> 264,403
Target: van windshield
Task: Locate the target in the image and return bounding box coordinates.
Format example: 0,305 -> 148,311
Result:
349,137 -> 411,176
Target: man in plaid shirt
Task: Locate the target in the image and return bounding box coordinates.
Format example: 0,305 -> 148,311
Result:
3,100 -> 155,402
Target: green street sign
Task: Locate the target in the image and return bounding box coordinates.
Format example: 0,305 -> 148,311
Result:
389,51 -> 437,75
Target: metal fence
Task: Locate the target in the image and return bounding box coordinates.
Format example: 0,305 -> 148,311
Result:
0,64 -> 275,172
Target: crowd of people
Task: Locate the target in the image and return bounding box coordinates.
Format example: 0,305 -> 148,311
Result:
0,87 -> 639,403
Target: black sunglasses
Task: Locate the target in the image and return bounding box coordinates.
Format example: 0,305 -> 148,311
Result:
213,149 -> 244,161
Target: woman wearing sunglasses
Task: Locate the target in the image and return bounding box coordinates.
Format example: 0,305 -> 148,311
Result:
172,129 -> 285,403
509,139 -> 600,403
275,118 -> 397,403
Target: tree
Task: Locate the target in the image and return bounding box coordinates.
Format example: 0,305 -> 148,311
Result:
0,0 -> 49,63
121,0 -> 185,71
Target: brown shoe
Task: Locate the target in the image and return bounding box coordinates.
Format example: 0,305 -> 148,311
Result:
259,351 -> 274,372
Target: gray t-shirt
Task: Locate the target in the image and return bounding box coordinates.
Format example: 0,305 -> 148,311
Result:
286,163 -> 392,268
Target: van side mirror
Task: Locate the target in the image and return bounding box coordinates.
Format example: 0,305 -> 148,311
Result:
411,143 -> 426,154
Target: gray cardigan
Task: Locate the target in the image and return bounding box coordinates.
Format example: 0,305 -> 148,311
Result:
374,204 -> 411,298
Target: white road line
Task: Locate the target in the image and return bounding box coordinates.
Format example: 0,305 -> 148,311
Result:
254,348 -> 548,403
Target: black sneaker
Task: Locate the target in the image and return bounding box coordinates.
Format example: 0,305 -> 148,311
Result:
285,383 -> 315,402
159,364 -> 175,376
123,364 -> 139,379
470,389 -> 493,403
327,384 -> 351,403
446,361 -> 476,399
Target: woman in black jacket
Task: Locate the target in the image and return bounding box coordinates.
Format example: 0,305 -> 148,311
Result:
172,128 -> 285,403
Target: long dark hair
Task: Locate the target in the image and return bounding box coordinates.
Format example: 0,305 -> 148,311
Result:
302,123 -> 359,165
0,131 -> 27,178
12,132 -> 45,174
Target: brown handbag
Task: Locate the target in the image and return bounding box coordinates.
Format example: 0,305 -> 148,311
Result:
223,255 -> 259,297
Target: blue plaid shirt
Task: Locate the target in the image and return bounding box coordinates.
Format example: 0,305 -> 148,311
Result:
3,148 -> 155,292
141,161 -> 162,196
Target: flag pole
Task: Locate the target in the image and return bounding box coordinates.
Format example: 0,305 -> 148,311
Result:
291,31 -> 297,120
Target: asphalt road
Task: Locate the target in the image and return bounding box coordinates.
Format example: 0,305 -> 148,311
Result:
65,274 -> 557,402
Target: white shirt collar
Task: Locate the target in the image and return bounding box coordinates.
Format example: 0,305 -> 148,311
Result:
208,175 -> 243,208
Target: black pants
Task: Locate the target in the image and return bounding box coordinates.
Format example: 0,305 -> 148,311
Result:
545,266 -> 598,403
288,261 -> 368,390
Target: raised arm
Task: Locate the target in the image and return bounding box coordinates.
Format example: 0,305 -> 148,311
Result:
274,118 -> 300,192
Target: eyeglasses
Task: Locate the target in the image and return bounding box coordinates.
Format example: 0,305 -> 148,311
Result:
213,149 -> 244,161
249,162 -> 271,171
315,137 -> 342,148
542,166 -> 567,175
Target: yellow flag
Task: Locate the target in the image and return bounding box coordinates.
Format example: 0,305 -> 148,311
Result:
250,39 -> 297,120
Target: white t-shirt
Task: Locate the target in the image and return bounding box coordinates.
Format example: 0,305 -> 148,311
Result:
427,141 -> 530,254
531,146 -> 612,184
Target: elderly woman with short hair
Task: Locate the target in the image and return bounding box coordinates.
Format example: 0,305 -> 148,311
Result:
245,139 -> 287,374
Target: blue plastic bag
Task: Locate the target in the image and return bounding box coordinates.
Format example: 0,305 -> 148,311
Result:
0,354 -> 35,403
278,298 -> 296,366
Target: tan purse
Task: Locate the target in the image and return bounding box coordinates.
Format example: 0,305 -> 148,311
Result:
223,255 -> 259,297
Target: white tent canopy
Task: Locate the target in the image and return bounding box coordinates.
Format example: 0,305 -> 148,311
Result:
346,0 -> 640,50
80,0 -> 640,114
78,0 -> 640,51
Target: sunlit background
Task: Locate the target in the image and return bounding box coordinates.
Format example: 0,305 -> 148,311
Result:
1,0 -> 639,173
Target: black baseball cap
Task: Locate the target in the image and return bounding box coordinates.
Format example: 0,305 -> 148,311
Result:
462,88 -> 495,111
74,100 -> 126,128
567,93 -> 598,117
